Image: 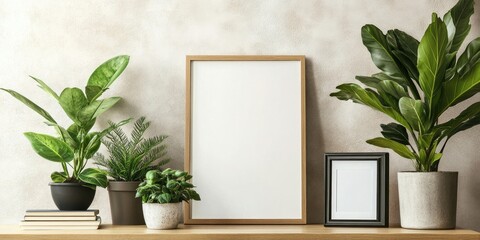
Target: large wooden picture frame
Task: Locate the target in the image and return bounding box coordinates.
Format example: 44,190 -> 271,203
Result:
185,55 -> 306,224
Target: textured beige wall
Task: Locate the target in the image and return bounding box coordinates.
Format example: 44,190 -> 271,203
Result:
0,0 -> 479,230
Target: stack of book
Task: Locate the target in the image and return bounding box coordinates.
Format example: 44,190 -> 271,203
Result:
20,210 -> 101,230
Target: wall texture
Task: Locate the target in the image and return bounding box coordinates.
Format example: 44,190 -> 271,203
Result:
0,0 -> 479,230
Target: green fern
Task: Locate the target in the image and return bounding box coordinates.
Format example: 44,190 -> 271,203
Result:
94,117 -> 170,181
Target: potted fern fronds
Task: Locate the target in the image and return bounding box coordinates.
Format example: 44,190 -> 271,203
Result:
330,0 -> 478,229
94,117 -> 170,225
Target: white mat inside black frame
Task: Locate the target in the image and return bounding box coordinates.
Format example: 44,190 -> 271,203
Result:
324,152 -> 389,227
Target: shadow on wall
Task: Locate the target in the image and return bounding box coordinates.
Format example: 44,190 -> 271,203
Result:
305,58 -> 325,224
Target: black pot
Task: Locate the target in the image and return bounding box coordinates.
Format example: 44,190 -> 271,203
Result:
108,181 -> 145,225
49,183 -> 96,210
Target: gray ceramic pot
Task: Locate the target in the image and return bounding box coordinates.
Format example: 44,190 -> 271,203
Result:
49,182 -> 96,210
108,181 -> 144,225
397,172 -> 458,229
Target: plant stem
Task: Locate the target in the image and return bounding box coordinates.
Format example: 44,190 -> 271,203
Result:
61,162 -> 69,178
440,137 -> 450,153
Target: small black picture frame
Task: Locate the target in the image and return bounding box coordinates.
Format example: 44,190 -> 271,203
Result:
324,152 -> 389,227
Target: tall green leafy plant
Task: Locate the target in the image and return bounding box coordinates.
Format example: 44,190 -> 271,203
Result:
1,55 -> 130,187
94,117 -> 170,182
331,0 -> 480,172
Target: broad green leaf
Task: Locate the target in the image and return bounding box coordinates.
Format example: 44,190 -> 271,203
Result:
380,123 -> 410,145
361,25 -> 419,99
457,37 -> 480,77
24,132 -> 74,162
417,14 -> 448,115
59,88 -> 88,123
84,132 -> 101,159
355,75 -> 381,89
51,171 -> 67,183
399,97 -> 425,131
30,76 -> 59,100
331,83 -> 410,128
440,62 -> 480,111
378,80 -> 408,99
166,180 -> 179,189
190,190 -> 201,201
418,132 -> 436,150
158,193 -> 172,203
439,101 -> 480,137
361,25 -> 407,81
392,50 -> 419,82
77,97 -> 121,123
79,168 -> 107,188
387,29 -> 420,81
0,88 -> 57,124
443,0 -> 474,53
392,29 -> 420,67
45,122 -> 78,148
367,137 -> 415,159
86,55 -> 129,102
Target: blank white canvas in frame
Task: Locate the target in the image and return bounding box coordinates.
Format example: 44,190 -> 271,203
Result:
331,160 -> 378,220
189,60 -> 303,220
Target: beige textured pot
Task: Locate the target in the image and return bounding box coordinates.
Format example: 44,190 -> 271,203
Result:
142,202 -> 182,230
398,172 -> 458,229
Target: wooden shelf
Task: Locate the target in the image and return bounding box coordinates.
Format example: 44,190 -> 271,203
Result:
0,224 -> 478,240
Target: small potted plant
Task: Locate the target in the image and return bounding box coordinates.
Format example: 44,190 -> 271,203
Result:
330,0 -> 478,229
93,117 -> 170,225
1,55 -> 130,210
136,168 -> 200,229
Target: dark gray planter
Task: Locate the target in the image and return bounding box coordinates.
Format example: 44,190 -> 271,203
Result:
49,182 -> 96,210
108,181 -> 145,225
398,172 -> 458,229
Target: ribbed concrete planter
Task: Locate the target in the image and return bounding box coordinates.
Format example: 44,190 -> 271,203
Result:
398,172 -> 458,229
108,181 -> 144,225
143,202 -> 182,230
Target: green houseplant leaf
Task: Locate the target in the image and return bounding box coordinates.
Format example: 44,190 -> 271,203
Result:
366,137 -> 415,159
86,55 -> 130,102
380,123 -> 410,145
399,97 -> 426,131
440,62 -> 480,111
361,25 -> 420,99
456,37 -> 480,77
77,97 -> 121,123
79,168 -> 108,188
417,14 -> 449,121
30,76 -> 59,100
51,171 -> 68,183
24,132 -> 74,162
0,88 -> 57,124
443,0 -> 474,53
59,88 -> 88,124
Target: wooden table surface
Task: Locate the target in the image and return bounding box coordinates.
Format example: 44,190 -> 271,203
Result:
0,224 -> 478,240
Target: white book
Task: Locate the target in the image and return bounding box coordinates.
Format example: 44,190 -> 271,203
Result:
25,209 -> 99,217
20,225 -> 100,230
20,217 -> 101,226
24,216 -> 97,221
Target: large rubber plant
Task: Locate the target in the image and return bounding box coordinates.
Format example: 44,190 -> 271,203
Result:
1,55 -> 130,188
331,0 -> 479,172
